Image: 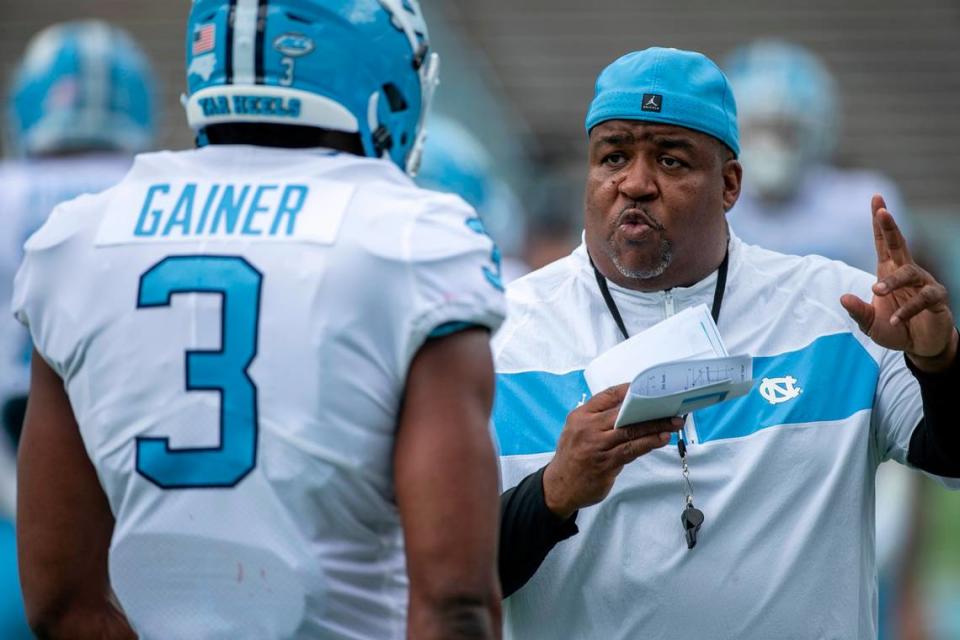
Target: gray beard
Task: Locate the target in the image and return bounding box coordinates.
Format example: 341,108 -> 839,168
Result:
607,238 -> 673,280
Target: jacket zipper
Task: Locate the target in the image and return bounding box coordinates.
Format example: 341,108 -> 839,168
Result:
663,290 -> 675,318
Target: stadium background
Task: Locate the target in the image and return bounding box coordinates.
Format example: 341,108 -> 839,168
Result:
1,0 -> 958,636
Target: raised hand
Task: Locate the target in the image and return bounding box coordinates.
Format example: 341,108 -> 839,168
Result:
840,194 -> 958,373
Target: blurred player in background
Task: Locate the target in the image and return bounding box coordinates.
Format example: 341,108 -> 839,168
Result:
724,39 -> 912,271
724,39 -> 927,640
0,20 -> 156,434
417,114 -> 529,284
14,1 -> 505,638
522,166 -> 585,271
0,20 -> 157,639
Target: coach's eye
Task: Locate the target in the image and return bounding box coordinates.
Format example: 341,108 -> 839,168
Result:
603,152 -> 627,168
658,156 -> 683,169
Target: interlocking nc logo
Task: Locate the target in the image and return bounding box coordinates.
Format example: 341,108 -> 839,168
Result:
759,376 -> 802,405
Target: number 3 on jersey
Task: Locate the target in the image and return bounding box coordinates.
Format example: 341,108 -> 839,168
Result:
135,255 -> 262,489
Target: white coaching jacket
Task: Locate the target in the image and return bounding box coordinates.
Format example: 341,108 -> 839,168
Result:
493,231 -> 953,640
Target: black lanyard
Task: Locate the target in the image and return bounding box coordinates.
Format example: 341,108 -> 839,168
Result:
590,250 -> 729,341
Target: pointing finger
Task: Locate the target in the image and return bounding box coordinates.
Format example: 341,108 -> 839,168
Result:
871,194 -> 889,263
874,199 -> 912,266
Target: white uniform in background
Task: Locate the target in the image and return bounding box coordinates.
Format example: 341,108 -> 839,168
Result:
13,145 -> 505,639
729,166 -> 908,274
0,154 -> 133,519
0,155 -> 134,404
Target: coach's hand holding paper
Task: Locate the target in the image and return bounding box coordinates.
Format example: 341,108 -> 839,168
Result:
584,304 -> 753,427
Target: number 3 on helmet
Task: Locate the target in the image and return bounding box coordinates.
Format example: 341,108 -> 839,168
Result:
183,0 -> 440,175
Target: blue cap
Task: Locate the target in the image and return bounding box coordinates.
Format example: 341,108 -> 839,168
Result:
585,47 -> 740,155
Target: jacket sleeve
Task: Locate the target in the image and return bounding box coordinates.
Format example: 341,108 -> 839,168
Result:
499,465 -> 579,598
905,332 -> 960,478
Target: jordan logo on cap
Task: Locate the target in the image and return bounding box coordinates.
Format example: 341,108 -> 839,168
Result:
642,93 -> 662,112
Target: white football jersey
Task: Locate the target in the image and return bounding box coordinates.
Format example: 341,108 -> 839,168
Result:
0,154 -> 133,519
0,155 -> 134,405
13,146 -> 505,639
728,164 -> 908,273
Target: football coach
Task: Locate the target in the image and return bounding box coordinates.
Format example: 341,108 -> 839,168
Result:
494,46 -> 958,639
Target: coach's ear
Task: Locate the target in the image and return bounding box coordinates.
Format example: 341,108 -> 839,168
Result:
721,155 -> 742,213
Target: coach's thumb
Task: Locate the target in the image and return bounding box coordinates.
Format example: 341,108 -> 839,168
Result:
840,294 -> 875,335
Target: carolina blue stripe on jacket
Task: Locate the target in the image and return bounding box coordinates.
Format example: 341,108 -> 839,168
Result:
494,332 -> 878,456
494,369 -> 590,456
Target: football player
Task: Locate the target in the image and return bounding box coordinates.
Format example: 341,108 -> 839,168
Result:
0,20 -> 156,640
14,2 -> 504,639
0,20 -> 156,443
416,114 -> 529,284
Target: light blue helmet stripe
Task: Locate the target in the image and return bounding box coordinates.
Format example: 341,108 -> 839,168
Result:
232,0 -> 259,85
78,21 -> 111,137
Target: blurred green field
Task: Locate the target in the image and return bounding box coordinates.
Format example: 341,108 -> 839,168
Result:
919,479 -> 960,638
924,481 -> 960,573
